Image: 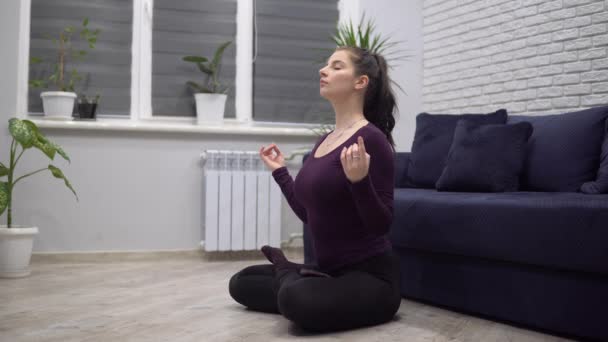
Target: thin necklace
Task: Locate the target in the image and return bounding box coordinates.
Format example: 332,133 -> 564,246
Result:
325,117 -> 367,147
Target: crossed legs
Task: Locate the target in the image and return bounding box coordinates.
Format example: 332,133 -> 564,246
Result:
229,248 -> 401,332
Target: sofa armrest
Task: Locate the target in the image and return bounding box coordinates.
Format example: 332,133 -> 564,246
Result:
394,152 -> 410,188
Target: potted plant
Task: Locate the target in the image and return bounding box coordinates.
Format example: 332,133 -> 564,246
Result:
0,118 -> 77,278
182,40 -> 233,125
76,94 -> 100,120
29,18 -> 100,120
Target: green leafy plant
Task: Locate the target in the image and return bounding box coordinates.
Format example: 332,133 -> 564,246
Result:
182,40 -> 233,94
0,119 -> 78,228
78,93 -> 101,105
29,18 -> 100,92
331,12 -> 411,64
314,11 -> 412,94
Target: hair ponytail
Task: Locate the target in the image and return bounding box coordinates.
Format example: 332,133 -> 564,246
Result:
337,46 -> 397,151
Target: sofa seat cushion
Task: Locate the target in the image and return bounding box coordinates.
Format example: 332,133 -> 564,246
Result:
390,188 -> 608,275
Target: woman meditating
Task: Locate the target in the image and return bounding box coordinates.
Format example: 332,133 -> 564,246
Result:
229,46 -> 400,332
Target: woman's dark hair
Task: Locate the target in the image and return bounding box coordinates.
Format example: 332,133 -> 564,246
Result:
336,46 -> 397,151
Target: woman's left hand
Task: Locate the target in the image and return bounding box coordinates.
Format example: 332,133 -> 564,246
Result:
340,136 -> 371,183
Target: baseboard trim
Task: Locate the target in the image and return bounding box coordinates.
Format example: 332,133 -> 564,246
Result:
31,246 -> 304,263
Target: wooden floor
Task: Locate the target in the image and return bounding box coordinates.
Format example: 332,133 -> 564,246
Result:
1,253 -> 575,342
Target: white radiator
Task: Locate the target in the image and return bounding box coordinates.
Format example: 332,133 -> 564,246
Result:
201,150 -> 282,251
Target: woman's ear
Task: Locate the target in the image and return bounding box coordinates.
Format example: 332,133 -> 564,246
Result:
355,75 -> 369,90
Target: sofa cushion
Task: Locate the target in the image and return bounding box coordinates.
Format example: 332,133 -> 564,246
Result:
508,106 -> 608,192
389,188 -> 608,275
405,109 -> 507,189
581,119 -> 608,194
436,121 -> 533,192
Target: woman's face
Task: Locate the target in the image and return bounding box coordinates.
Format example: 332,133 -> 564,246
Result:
319,50 -> 368,100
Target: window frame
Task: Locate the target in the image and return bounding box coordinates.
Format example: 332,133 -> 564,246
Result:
18,0 -> 357,126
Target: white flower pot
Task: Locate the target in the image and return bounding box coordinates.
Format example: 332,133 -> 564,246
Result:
0,226 -> 38,278
40,91 -> 76,120
195,93 -> 227,125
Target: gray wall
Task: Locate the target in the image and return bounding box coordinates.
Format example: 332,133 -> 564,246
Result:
0,1 -> 19,152
423,0 -> 608,114
11,131 -> 314,252
0,0 -> 422,252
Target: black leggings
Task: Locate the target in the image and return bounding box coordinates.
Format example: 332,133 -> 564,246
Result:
228,249 -> 402,332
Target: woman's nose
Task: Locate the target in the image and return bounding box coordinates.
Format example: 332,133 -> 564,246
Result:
319,67 -> 327,77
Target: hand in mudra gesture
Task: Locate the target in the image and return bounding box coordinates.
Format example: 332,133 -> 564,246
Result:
260,143 -> 285,172
340,136 -> 371,183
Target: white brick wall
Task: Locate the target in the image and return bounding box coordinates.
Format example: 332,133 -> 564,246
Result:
423,0 -> 608,114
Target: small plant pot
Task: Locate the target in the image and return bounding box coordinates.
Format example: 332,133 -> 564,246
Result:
77,103 -> 98,120
195,93 -> 227,125
40,91 -> 77,120
0,226 -> 38,278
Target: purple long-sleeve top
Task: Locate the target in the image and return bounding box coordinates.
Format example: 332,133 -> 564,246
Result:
271,123 -> 395,272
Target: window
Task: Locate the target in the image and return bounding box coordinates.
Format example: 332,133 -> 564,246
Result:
27,0 -> 340,124
253,0 -> 338,124
152,0 -> 237,118
28,0 -> 133,116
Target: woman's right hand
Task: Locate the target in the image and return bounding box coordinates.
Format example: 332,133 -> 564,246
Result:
260,143 -> 286,172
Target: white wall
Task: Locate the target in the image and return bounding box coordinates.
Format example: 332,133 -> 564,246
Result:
0,0 -> 424,252
360,0 -> 424,152
423,0 -> 608,114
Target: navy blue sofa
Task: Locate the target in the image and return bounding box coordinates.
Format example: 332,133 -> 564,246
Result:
302,118 -> 608,341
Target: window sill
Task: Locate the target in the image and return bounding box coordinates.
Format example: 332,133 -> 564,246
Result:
29,116 -> 322,137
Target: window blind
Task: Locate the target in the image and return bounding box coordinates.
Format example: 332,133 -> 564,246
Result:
28,0 -> 133,116
152,0 -> 237,117
253,0 -> 339,124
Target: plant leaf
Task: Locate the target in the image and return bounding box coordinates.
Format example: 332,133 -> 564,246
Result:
183,56 -> 208,63
9,118 -> 36,148
83,17 -> 89,26
49,141 -> 70,163
34,139 -> 56,160
23,120 -> 71,162
197,86 -> 214,93
29,80 -> 46,88
21,120 -> 55,159
210,41 -> 232,70
48,165 -> 78,201
0,182 -> 7,216
186,81 -> 205,92
22,119 -> 39,135
0,163 -> 8,177
197,62 -> 213,74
